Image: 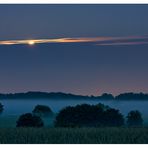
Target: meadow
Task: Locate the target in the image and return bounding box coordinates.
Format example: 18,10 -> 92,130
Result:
0,127 -> 148,144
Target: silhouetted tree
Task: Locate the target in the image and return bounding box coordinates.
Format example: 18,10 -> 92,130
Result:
96,103 -> 110,111
103,108 -> 124,126
55,104 -> 105,127
0,103 -> 4,114
54,103 -> 124,127
16,113 -> 44,127
101,93 -> 114,99
32,105 -> 53,117
115,92 -> 148,100
126,110 -> 143,127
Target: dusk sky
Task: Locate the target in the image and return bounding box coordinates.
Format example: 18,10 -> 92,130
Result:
0,4 -> 148,95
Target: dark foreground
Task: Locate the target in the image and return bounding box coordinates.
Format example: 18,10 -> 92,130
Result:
0,127 -> 148,144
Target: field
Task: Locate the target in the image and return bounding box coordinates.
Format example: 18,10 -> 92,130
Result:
0,127 -> 148,144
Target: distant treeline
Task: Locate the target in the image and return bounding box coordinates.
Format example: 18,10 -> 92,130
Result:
0,91 -> 148,100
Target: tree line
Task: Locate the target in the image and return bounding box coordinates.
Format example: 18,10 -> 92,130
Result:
0,92 -> 148,100
54,104 -> 143,127
0,102 -> 144,128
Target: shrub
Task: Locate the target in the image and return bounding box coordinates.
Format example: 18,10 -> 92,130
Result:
32,105 -> 53,117
16,113 -> 44,127
126,110 -> 143,127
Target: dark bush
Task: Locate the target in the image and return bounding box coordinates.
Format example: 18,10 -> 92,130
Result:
54,103 -> 124,127
126,110 -> 143,127
32,105 -> 53,117
16,113 -> 44,127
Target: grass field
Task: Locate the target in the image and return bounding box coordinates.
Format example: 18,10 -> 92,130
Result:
0,127 -> 148,144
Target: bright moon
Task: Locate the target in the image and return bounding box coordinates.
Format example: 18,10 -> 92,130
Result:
28,40 -> 35,45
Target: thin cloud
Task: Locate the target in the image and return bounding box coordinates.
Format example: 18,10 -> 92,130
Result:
97,41 -> 148,46
96,35 -> 148,46
0,37 -> 112,45
0,35 -> 148,46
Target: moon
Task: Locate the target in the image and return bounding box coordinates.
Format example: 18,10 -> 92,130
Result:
28,40 -> 35,45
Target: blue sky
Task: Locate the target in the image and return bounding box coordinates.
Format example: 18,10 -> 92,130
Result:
0,4 -> 148,95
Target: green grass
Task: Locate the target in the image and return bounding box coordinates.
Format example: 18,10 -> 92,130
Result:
0,127 -> 148,144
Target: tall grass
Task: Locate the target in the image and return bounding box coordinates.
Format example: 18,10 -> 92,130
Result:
0,127 -> 148,144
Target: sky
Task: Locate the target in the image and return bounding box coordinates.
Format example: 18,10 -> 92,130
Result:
0,4 -> 148,96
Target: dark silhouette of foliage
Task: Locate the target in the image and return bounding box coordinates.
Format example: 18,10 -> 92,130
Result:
103,108 -> 124,126
126,110 -> 143,127
101,93 -> 114,99
0,91 -> 148,100
54,103 -> 124,127
0,91 -> 89,99
115,92 -> 148,100
96,103 -> 110,111
0,103 -> 4,114
32,105 -> 53,117
16,113 -> 44,127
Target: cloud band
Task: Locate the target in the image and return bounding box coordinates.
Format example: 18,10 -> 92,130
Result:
0,35 -> 148,46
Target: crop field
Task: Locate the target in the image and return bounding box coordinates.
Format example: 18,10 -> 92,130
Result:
0,127 -> 148,144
